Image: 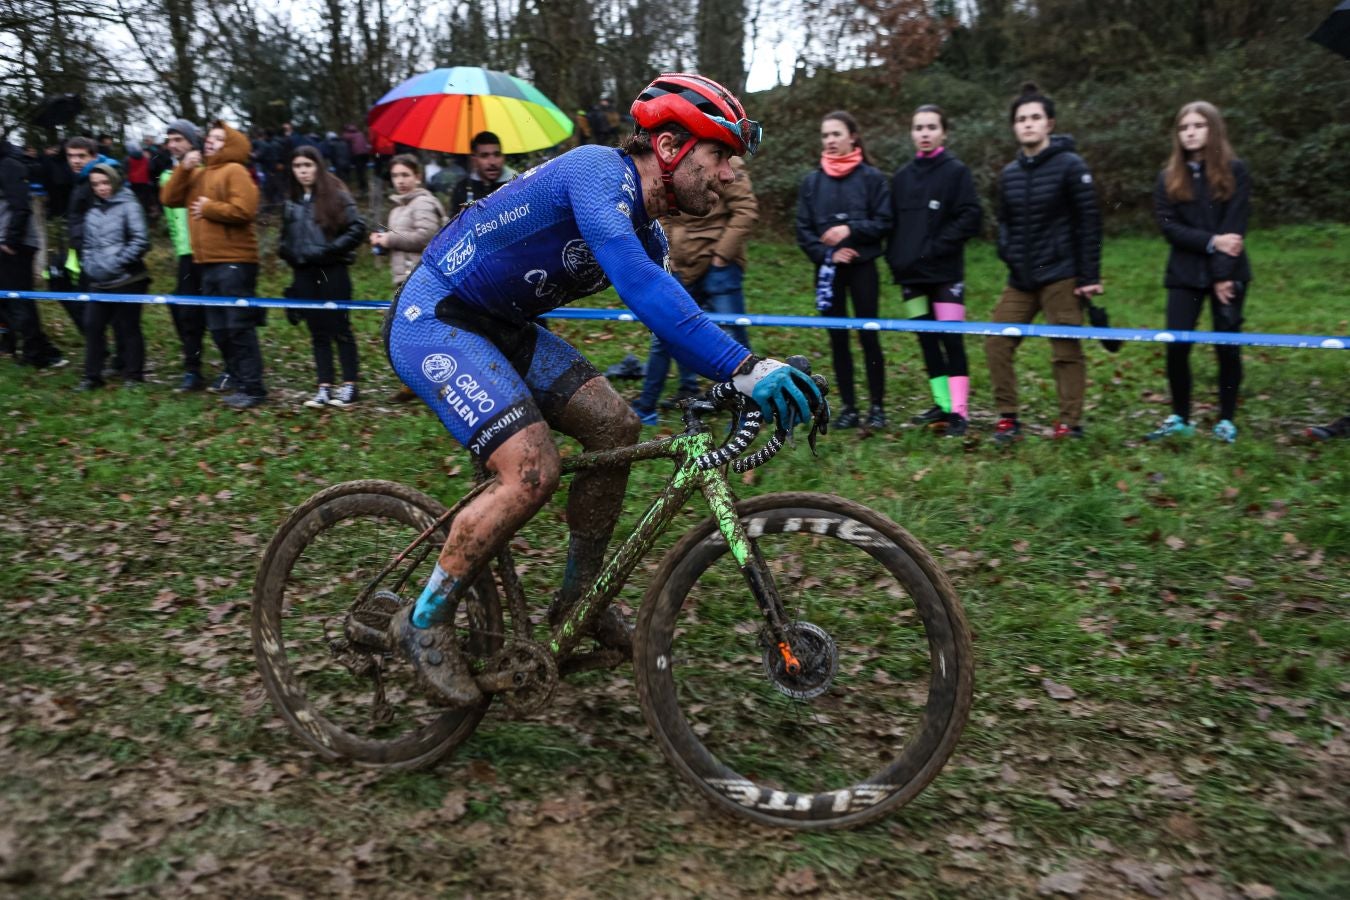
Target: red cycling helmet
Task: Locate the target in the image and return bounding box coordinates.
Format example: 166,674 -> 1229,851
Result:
631,73 -> 762,160
631,73 -> 762,213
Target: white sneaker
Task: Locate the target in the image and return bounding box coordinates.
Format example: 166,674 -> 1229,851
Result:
328,383 -> 358,407
304,386 -> 331,409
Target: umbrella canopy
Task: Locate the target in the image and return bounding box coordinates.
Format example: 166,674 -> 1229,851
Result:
1308,1 -> 1350,59
368,67 -> 574,154
31,93 -> 83,128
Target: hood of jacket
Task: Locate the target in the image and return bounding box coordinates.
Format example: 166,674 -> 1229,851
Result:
1019,133 -> 1077,168
206,121 -> 252,169
79,154 -> 118,181
391,186 -> 435,206
93,185 -> 137,208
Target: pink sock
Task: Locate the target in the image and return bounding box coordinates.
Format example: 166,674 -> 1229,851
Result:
933,303 -> 969,418
948,376 -> 970,419
933,302 -> 965,322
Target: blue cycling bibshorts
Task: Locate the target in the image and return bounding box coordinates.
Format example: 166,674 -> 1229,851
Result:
388,266 -> 600,462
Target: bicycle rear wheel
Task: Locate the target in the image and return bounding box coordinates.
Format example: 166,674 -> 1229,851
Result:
252,479 -> 502,770
634,492 -> 972,829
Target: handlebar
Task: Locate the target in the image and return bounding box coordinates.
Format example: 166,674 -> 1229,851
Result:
688,356 -> 827,474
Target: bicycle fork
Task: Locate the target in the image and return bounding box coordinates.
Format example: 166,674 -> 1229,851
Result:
700,473 -> 800,673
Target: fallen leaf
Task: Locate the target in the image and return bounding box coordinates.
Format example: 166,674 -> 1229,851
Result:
1165,536 -> 1186,550
1046,784 -> 1080,810
1043,679 -> 1077,700
440,790 -> 468,822
351,841 -> 377,866
1037,871 -> 1085,896
773,867 -> 820,895
1111,860 -> 1170,897
1240,884 -> 1278,899
1278,815 -> 1332,847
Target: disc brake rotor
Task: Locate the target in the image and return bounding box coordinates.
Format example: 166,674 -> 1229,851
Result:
762,621 -> 838,700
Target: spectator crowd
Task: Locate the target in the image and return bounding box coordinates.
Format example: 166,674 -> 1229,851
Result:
1,85 -> 1345,442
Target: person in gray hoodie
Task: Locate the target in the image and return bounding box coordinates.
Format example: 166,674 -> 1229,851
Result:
76,162 -> 149,390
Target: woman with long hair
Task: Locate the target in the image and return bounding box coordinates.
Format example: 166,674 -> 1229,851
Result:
795,110 -> 892,429
280,145 -> 368,408
1147,101 -> 1251,443
886,104 -> 982,436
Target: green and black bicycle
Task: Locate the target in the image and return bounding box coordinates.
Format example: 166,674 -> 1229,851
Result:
251,362 -> 974,830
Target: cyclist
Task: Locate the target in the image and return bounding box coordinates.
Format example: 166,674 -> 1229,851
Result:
385,73 -> 824,706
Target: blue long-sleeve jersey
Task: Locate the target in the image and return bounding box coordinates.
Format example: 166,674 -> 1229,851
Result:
419,144 -> 749,382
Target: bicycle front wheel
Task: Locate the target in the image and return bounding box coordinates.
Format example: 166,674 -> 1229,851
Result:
252,479 -> 502,770
634,492 -> 973,829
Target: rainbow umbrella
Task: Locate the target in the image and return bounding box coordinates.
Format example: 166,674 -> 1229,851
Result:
368,67 -> 574,154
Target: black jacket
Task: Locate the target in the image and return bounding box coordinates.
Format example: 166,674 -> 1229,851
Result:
1153,159 -> 1252,289
886,151 -> 982,285
996,135 -> 1102,291
795,162 -> 893,266
0,142 -> 38,250
451,175 -> 506,210
279,191 -> 367,268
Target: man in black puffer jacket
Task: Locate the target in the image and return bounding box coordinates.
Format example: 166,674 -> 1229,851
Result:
985,83 -> 1103,443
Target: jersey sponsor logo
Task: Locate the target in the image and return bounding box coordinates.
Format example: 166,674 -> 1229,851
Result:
928,199 -> 941,210
621,168 -> 637,201
421,352 -> 458,383
437,372 -> 496,429
951,282 -> 964,299
561,239 -> 608,293
468,404 -> 528,456
525,268 -> 561,302
402,304 -> 423,322
616,200 -> 631,217
473,201 -> 530,237
438,231 -> 476,276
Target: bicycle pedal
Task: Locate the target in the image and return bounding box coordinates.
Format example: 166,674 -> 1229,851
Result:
344,590 -> 404,651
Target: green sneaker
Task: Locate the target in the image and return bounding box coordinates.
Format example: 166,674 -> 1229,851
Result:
1213,419 -> 1238,443
1144,414 -> 1195,442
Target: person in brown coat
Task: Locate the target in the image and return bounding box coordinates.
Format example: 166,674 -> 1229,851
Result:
161,120 -> 267,409
631,156 -> 758,422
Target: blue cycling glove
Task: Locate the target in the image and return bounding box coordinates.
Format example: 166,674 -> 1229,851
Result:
732,358 -> 824,433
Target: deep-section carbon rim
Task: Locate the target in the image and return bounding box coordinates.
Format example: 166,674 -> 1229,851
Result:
251,480 -> 501,770
635,492 -> 973,829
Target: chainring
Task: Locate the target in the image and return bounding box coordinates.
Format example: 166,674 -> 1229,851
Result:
761,621 -> 839,700
484,639 -> 558,715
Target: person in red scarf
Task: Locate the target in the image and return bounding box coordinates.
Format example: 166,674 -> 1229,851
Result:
794,111 -> 892,429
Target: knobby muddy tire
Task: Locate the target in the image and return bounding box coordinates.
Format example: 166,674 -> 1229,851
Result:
252,479 -> 501,770
634,492 -> 973,830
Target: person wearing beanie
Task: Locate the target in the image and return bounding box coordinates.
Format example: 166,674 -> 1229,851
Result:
76,161 -> 150,391
161,120 -> 266,409
159,118 -> 225,392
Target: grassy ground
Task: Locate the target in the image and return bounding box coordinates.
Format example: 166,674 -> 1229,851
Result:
0,222 -> 1347,898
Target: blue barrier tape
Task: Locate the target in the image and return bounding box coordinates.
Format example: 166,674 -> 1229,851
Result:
10,290 -> 1347,350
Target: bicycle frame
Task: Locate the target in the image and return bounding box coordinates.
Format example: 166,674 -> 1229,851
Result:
381,415 -> 794,672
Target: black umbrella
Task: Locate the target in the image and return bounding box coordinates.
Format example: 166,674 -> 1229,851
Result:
31,93 -> 83,128
1308,1 -> 1350,59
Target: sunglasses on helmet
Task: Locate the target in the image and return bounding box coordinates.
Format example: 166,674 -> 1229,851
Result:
708,114 -> 763,156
